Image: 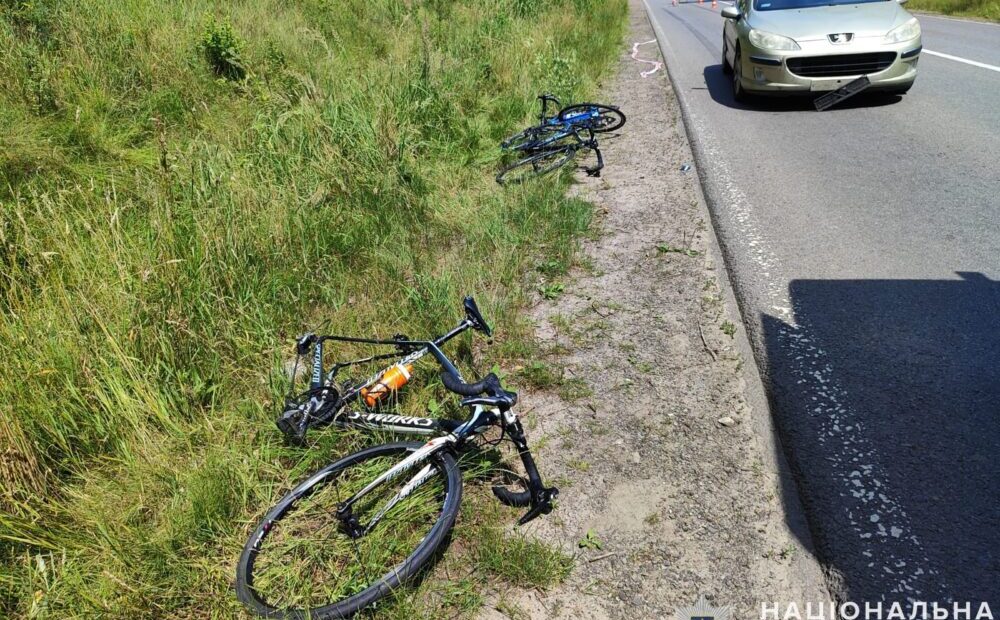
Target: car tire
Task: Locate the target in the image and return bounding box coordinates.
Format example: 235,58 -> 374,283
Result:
722,36 -> 733,75
732,46 -> 752,104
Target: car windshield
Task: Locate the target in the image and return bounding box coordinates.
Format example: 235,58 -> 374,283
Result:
755,0 -> 886,10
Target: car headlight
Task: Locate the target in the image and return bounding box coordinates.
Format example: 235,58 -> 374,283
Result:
748,29 -> 801,51
884,18 -> 920,43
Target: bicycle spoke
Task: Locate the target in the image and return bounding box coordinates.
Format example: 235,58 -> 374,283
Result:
244,448 -> 454,611
334,468 -> 374,594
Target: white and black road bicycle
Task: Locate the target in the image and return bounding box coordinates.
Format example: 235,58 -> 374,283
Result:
235,297 -> 558,619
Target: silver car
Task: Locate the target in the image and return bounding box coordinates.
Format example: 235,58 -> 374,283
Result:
721,0 -> 921,101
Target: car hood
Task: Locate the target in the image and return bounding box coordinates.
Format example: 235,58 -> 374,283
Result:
748,2 -> 910,41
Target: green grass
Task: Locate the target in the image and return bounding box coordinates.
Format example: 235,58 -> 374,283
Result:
721,320 -> 737,338
516,361 -> 592,400
906,0 -> 1000,21
474,524 -> 573,588
0,0 -> 626,616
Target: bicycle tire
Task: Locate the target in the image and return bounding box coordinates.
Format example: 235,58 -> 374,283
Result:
236,441 -> 463,619
557,104 -> 626,133
496,146 -> 576,186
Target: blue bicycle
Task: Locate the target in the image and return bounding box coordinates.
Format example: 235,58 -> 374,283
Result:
496,94 -> 625,185
500,94 -> 626,153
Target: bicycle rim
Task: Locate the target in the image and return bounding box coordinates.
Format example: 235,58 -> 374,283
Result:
558,104 -> 626,133
496,147 -> 576,186
236,442 -> 462,619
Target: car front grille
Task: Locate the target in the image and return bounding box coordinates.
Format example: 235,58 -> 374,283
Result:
786,52 -> 897,78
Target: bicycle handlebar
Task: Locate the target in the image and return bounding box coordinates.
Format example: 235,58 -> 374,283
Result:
538,93 -> 561,122
439,370 -> 501,397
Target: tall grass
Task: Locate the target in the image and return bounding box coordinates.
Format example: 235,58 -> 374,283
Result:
0,0 -> 626,616
906,0 -> 999,20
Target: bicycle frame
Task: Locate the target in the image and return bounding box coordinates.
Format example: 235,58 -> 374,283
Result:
321,322 -> 472,403
522,119 -> 601,162
537,95 -> 605,130
545,106 -> 603,128
321,332 -> 503,440
281,319 -> 477,440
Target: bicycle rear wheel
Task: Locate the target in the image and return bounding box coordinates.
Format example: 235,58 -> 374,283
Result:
236,442 -> 462,619
496,146 -> 576,186
558,104 -> 626,132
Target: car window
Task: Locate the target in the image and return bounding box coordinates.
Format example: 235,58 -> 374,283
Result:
755,0 -> 886,10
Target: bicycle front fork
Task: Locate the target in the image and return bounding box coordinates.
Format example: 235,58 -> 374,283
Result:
493,415 -> 558,525
585,144 -> 605,178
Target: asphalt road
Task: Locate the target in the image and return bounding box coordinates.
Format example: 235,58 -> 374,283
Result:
642,1 -> 1000,605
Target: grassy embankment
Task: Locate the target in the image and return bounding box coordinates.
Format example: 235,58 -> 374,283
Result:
907,0 -> 999,21
0,0 -> 626,616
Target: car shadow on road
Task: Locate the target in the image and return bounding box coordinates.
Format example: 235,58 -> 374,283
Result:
761,272 -> 1000,604
701,64 -> 904,112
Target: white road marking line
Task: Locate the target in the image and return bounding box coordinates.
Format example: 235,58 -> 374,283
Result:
916,12 -> 1000,27
923,49 -> 1000,73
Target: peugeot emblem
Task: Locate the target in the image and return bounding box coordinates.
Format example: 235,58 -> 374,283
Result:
828,32 -> 854,43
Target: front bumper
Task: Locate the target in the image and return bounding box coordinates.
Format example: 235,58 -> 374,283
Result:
738,35 -> 921,94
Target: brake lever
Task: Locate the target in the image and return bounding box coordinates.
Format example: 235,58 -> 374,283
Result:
296,332 -> 317,356
517,486 -> 559,526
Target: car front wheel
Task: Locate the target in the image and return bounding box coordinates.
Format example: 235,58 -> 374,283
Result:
732,46 -> 750,104
722,36 -> 733,75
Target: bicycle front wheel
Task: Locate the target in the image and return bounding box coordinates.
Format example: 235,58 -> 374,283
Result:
558,104 -> 626,132
496,146 -> 576,186
236,441 -> 463,619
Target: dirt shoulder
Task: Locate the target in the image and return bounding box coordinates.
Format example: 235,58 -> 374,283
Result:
482,3 -> 830,617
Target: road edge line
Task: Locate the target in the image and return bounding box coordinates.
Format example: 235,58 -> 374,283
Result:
923,49 -> 1000,73
912,10 -> 1000,27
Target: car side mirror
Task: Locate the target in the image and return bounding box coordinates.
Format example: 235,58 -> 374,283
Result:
896,0 -> 908,4
721,6 -> 741,19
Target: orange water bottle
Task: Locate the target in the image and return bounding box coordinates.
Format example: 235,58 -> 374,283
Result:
361,363 -> 413,408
